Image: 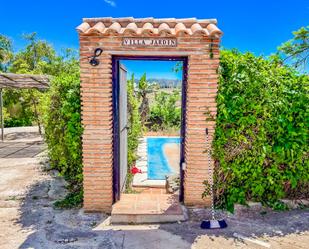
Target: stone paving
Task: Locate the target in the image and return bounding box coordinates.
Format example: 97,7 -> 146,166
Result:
0,127 -> 116,249
0,126 -> 46,158
0,141 -> 45,158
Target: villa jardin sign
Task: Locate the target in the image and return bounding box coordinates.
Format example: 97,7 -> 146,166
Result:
122,37 -> 177,47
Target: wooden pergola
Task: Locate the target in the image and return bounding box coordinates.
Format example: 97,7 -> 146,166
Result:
0,73 -> 50,141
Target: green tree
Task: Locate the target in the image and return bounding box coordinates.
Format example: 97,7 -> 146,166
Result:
10,32 -> 56,74
8,32 -> 78,77
148,90 -> 181,131
0,34 -> 12,72
4,33 -> 78,129
137,73 -> 150,125
278,26 -> 309,69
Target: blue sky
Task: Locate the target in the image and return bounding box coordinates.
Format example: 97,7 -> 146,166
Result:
121,60 -> 182,80
0,0 -> 308,78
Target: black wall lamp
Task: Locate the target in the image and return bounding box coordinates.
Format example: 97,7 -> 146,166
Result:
89,48 -> 103,66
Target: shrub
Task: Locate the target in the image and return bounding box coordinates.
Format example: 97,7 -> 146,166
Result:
41,70 -> 83,194
211,50 -> 309,211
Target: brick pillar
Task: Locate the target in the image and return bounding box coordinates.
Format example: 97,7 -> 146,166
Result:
184,51 -> 219,207
80,42 -> 114,212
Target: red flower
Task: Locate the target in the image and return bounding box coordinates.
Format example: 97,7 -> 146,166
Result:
131,166 -> 142,174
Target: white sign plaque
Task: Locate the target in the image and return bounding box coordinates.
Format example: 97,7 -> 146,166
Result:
122,37 -> 177,47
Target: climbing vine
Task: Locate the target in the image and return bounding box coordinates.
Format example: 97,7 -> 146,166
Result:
210,50 -> 309,211
126,74 -> 142,189
41,69 -> 83,208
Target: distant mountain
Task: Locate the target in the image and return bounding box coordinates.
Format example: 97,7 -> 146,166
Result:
134,78 -> 182,88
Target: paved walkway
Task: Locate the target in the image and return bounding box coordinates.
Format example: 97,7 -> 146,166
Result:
0,141 -> 45,158
111,188 -> 186,223
0,127 -> 48,248
0,127 -> 308,249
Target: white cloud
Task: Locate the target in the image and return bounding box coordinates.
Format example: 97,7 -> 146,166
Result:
104,0 -> 116,7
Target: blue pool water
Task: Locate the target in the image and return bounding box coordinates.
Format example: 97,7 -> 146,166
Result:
147,137 -> 180,180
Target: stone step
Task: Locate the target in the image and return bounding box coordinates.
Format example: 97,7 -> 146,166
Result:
136,161 -> 147,167
136,166 -> 147,172
111,213 -> 186,224
137,151 -> 147,154
111,193 -> 187,224
132,172 -> 166,187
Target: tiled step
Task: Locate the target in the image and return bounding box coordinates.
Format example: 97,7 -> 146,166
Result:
111,193 -> 187,224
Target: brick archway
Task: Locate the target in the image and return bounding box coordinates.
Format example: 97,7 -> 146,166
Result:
77,17 -> 222,212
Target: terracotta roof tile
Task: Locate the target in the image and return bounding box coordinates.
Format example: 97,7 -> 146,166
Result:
175,23 -> 189,35
142,22 -> 155,35
124,22 -> 138,34
77,17 -> 222,37
191,23 -> 207,35
86,22 -> 105,34
206,23 -> 222,36
77,22 -> 91,33
158,23 -> 172,35
106,22 -> 121,34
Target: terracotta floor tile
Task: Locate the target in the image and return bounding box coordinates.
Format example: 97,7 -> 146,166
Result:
120,194 -> 138,200
136,201 -> 157,209
137,195 -> 159,202
150,188 -> 165,194
112,189 -> 183,216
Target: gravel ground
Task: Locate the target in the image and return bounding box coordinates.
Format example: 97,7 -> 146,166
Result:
0,127 -> 308,249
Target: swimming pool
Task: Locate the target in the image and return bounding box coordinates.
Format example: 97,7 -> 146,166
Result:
147,137 -> 180,180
